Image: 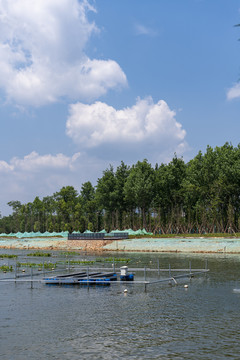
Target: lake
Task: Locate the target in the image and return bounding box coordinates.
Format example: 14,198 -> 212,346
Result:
1,251 -> 240,359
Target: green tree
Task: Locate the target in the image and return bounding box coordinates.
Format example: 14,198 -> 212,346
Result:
95,165 -> 117,231
32,197 -> 44,232
42,195 -> 57,232
115,161 -> 130,229
124,160 -> 155,229
155,156 -> 186,233
7,200 -> 22,232
54,186 -> 78,231
79,181 -> 97,231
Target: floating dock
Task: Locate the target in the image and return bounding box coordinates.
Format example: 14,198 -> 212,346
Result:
43,266 -> 135,285
0,261 -> 209,291
42,271 -> 118,285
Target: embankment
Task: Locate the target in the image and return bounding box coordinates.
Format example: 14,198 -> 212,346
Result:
1,236 -> 240,253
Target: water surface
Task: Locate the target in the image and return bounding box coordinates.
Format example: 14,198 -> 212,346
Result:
1,251 -> 240,359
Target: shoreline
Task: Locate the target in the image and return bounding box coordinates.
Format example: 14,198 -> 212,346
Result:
1,236 -> 240,254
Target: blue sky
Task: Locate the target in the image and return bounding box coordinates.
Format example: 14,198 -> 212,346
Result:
0,0 -> 240,215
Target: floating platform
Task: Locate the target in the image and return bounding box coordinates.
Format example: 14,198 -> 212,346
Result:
42,271 -> 118,286
0,261 -> 209,292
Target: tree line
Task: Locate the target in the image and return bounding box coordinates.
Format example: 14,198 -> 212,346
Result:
1,142 -> 240,235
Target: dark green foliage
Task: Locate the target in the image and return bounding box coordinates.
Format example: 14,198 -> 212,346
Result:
0,254 -> 18,258
79,181 -> 97,232
17,262 -> 55,269
124,160 -> 155,229
27,252 -> 52,257
1,143 -> 240,234
0,265 -> 13,272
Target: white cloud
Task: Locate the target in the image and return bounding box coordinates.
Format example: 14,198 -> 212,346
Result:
0,160 -> 13,172
134,23 -> 157,36
0,0 -> 127,106
66,97 -> 187,162
9,151 -> 81,172
227,83 -> 240,100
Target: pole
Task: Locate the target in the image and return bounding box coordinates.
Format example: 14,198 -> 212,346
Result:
87,267 -> 89,290
15,262 -> 17,283
144,267 -> 147,292
157,259 -> 160,276
31,267 -> 33,289
168,264 -> 172,285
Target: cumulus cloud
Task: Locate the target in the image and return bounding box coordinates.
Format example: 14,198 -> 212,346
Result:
66,97 -> 187,162
227,83 -> 240,100
0,160 -> 13,172
9,151 -> 81,172
0,0 -> 127,106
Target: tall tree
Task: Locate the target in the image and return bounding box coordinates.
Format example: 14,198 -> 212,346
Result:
79,181 -> 97,231
115,161 -> 130,229
95,165 -> 117,230
155,156 -> 186,233
7,200 -> 22,232
54,186 -> 78,231
124,160 -> 155,229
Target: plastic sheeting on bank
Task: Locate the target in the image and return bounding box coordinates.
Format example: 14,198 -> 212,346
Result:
0,228 -> 153,239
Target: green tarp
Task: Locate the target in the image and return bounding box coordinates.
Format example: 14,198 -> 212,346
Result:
0,228 -> 153,239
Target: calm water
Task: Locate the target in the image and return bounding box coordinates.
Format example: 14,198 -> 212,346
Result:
1,251 -> 240,360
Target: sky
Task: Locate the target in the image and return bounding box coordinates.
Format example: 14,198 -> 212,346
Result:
0,0 -> 240,216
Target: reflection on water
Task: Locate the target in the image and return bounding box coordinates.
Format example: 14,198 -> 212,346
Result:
1,252 -> 240,359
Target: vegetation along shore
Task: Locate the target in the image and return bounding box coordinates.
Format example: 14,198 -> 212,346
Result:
1,143 -> 240,240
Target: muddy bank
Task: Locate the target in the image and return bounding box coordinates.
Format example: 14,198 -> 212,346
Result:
67,239 -> 115,251
0,237 -> 114,252
1,237 -> 240,253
